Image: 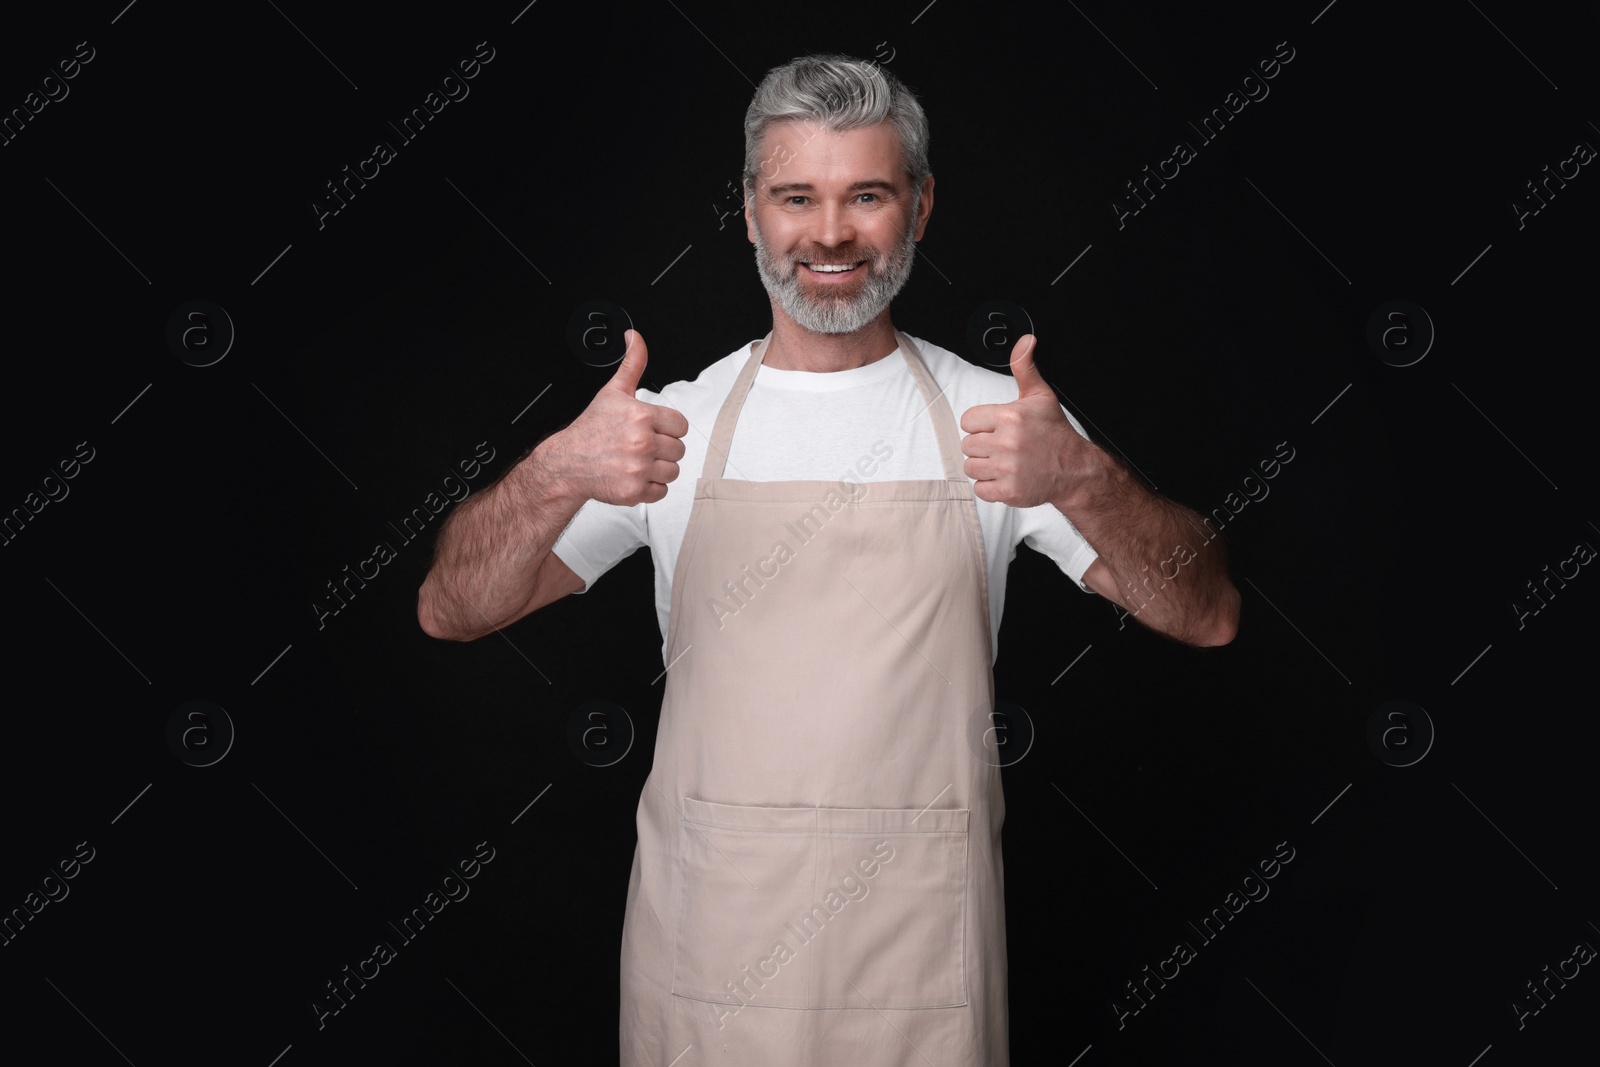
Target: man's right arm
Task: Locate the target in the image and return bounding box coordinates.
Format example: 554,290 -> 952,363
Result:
416,441 -> 589,641
416,330 -> 688,642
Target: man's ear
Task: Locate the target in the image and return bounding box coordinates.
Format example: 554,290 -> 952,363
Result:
744,179 -> 757,244
912,174 -> 935,240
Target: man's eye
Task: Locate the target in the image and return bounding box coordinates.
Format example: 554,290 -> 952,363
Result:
857,193 -> 878,203
786,196 -> 808,206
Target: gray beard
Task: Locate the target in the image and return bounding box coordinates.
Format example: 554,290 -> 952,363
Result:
752,204 -> 920,335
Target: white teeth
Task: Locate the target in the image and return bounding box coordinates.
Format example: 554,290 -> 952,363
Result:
806,263 -> 859,272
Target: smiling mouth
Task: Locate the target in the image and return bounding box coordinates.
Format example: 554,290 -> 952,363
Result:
801,261 -> 865,274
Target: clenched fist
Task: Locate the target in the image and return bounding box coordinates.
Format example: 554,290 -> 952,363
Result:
546,330 -> 690,506
959,335 -> 1084,509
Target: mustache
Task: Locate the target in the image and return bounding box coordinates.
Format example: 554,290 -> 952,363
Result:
785,249 -> 880,267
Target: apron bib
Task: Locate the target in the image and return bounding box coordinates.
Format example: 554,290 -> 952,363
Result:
619,331 -> 1007,1065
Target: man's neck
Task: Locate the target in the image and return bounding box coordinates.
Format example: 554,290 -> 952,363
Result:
760,308 -> 900,372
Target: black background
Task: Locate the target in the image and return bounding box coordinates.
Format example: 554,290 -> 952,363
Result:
2,1 -> 1595,1064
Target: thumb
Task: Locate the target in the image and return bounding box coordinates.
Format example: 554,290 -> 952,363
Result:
609,329 -> 647,395
1009,335 -> 1050,398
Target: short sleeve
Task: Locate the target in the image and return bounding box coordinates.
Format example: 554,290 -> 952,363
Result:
551,498 -> 648,594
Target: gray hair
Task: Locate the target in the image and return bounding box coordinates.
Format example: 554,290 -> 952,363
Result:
742,54 -> 930,203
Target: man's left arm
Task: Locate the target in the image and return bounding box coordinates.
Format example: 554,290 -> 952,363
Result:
959,335 -> 1240,648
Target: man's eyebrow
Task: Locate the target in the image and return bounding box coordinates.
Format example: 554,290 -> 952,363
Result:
765,179 -> 901,197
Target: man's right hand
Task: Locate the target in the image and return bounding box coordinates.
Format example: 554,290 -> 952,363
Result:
547,330 -> 690,506
417,329 -> 688,640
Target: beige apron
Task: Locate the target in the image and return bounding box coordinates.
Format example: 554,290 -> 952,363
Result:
619,331 -> 1007,1065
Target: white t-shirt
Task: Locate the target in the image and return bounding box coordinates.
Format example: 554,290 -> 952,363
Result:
552,333 -> 1101,665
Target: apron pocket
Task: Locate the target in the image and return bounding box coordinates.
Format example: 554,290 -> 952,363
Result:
671,797 -> 969,1010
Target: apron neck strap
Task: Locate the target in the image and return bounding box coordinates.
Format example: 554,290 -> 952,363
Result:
701,329 -> 967,482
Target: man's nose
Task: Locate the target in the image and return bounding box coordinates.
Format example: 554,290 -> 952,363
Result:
815,202 -> 856,245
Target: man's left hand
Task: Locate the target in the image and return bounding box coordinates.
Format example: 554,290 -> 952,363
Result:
959,335 -> 1085,508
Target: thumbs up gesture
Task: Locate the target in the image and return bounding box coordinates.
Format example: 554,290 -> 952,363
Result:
959,335 -> 1082,508
548,330 -> 690,506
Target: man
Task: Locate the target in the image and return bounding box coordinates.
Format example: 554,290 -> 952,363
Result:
418,54 -> 1238,1066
